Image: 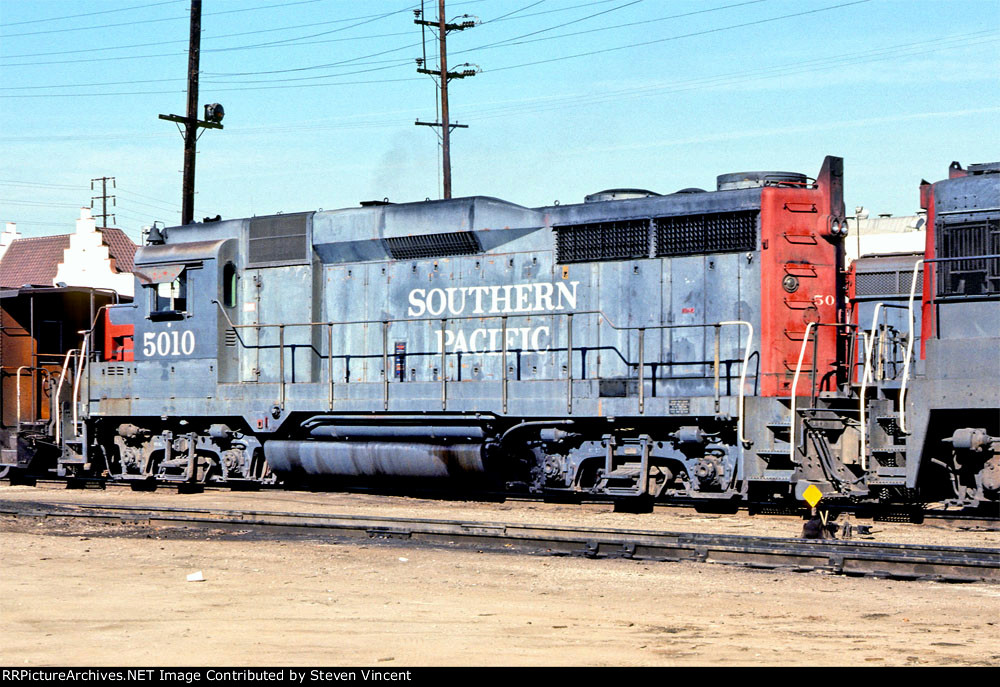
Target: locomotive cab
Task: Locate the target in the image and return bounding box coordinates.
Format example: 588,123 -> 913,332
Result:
132,238 -> 237,365
77,237 -> 271,483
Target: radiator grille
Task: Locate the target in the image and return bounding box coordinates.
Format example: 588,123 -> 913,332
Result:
225,329 -> 238,347
655,210 -> 757,257
854,270 -> 923,296
555,219 -> 650,263
936,218 -> 1000,297
385,231 -> 481,260
248,213 -> 310,267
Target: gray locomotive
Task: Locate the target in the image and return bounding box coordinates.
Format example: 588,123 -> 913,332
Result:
5,156 -> 998,508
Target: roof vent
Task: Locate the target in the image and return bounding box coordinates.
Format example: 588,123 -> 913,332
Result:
584,188 -> 660,203
716,171 -> 807,191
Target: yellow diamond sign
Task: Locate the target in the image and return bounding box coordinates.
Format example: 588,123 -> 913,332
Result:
802,484 -> 823,508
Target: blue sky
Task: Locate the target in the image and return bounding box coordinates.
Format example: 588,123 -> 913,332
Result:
2,0 -> 998,241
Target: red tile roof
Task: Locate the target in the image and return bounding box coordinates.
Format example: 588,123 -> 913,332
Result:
98,227 -> 136,273
0,228 -> 137,288
0,234 -> 71,288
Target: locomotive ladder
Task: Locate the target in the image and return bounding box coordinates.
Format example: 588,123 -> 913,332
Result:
857,301 -> 912,470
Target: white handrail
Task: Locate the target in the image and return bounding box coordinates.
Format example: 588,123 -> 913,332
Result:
789,322 -> 816,464
859,303 -> 885,471
718,320 -> 754,446
899,259 -> 924,435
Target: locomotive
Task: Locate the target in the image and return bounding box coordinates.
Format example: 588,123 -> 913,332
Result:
4,156 -> 998,508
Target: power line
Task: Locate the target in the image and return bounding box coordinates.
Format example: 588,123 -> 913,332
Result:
0,1 -> 605,62
0,0 -> 184,28
0,198 -> 83,208
0,28 -> 992,141
482,1 -> 549,24
0,219 -> 79,228
470,0 -> 647,52
117,196 -> 180,214
459,0 -> 769,54
205,42 -> 422,78
117,187 -> 185,207
0,179 -> 87,190
2,5 -> 987,108
484,0 -> 872,73
0,0 -> 328,39
461,32 -> 999,121
0,0 -> 870,96
0,76 -> 422,99
4,0 -> 756,90
200,0 -> 646,79
201,5 -> 419,54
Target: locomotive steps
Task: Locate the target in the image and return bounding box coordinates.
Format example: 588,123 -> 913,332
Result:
2,502 -> 997,584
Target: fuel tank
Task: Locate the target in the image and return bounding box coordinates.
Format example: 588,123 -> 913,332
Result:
265,440 -> 487,479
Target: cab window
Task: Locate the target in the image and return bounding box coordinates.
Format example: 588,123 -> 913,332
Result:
223,262 -> 237,308
147,265 -> 191,319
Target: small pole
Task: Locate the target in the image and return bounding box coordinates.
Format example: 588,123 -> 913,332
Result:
182,0 -> 201,226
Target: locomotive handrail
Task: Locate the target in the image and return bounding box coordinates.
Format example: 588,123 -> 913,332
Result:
212,300 -> 755,422
900,259 -> 924,435
859,303 -> 885,472
53,348 -> 79,445
73,302 -> 118,432
718,321 -> 754,446
215,300 -> 747,335
788,322 -> 857,465
72,331 -> 90,432
14,366 -> 50,428
789,323 -> 816,464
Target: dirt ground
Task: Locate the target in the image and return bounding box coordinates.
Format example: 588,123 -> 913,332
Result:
1,486 -> 998,666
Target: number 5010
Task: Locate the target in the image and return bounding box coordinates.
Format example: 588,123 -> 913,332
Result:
143,330 -> 195,356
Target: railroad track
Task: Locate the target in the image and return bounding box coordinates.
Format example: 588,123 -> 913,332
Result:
2,502 -> 998,584
3,477 -> 997,529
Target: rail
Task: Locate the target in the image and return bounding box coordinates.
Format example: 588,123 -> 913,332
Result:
6,503 -> 997,583
212,301 -> 754,424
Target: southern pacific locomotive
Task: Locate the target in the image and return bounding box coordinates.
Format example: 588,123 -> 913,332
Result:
3,156 -> 998,508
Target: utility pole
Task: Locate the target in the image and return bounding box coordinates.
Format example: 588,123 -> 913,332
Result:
414,0 -> 478,199
159,0 -> 224,226
90,176 -> 116,227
